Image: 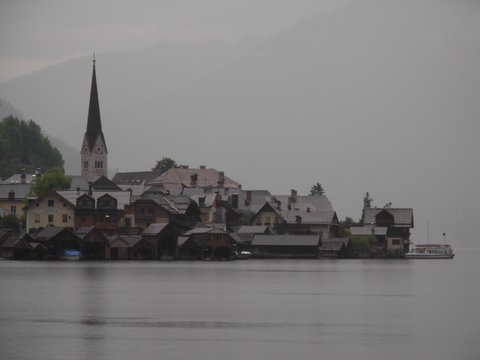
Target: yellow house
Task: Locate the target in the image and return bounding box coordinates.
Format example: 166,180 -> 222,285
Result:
0,184 -> 32,219
25,191 -> 75,232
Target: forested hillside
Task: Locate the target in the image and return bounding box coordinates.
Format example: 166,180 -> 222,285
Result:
0,116 -> 64,179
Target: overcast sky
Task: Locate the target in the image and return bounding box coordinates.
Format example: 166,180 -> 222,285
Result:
0,0 -> 351,83
1,0 -> 479,248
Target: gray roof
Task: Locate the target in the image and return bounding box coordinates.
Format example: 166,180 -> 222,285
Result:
252,234 -> 321,247
319,238 -> 349,251
350,226 -> 388,236
363,208 -> 414,227
255,194 -> 337,225
235,226 -> 269,234
74,226 -> 96,240
108,235 -> 143,247
68,176 -> 90,191
0,234 -> 24,248
0,183 -> 32,199
57,190 -> 131,210
142,223 -> 169,236
184,227 -> 227,236
35,226 -> 69,241
1,173 -> 37,184
112,171 -> 160,186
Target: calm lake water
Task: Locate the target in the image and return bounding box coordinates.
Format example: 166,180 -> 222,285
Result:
1,249 -> 479,360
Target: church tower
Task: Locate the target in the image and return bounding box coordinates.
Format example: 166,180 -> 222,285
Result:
81,55 -> 108,181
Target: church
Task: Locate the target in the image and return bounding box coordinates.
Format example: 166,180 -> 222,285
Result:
81,56 -> 108,182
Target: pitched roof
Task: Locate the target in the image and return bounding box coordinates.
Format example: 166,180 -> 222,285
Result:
252,234 -> 321,247
0,234 -> 26,248
235,226 -> 270,234
184,227 -> 226,236
35,226 -> 70,241
142,223 -> 170,236
319,238 -> 349,251
1,173 -> 37,184
363,208 -> 414,227
151,167 -> 240,189
74,226 -> 96,239
0,183 -> 31,199
84,61 -> 107,151
350,226 -> 388,236
112,171 -> 160,186
57,190 -> 130,210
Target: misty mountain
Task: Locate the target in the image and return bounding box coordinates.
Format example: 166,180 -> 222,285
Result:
0,97 -> 24,120
1,0 -> 479,244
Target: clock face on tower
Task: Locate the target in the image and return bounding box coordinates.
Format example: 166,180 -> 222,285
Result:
82,146 -> 89,155
95,145 -> 103,154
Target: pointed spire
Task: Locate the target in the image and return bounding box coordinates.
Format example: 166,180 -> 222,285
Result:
85,54 -> 106,150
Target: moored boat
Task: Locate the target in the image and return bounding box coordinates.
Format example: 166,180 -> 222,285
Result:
405,243 -> 454,259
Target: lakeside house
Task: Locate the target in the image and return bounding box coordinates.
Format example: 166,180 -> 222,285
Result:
0,59 -> 414,261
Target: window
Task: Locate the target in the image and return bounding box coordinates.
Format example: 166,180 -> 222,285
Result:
392,239 -> 401,246
48,200 -> 54,207
34,214 -> 40,223
62,214 -> 68,223
95,161 -> 103,169
10,205 -> 16,214
48,214 -> 54,223
84,161 -> 89,170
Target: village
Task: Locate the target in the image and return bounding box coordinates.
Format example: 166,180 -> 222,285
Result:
0,60 -> 414,261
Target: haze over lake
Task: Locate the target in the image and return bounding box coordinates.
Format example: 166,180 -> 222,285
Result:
1,251 -> 479,360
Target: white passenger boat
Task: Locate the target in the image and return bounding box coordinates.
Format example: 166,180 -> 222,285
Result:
405,243 -> 454,259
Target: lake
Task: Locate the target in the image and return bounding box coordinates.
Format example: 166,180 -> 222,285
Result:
1,249 -> 479,360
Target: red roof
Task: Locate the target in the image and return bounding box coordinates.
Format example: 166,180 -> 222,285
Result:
150,167 -> 240,189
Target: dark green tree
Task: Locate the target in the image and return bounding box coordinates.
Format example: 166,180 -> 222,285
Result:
309,182 -> 325,196
151,157 -> 178,173
0,214 -> 21,232
0,116 -> 63,179
363,192 -> 373,209
360,192 -> 373,223
30,167 -> 71,196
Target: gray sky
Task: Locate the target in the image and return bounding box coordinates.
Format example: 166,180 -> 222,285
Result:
1,0 -> 479,248
0,0 -> 350,83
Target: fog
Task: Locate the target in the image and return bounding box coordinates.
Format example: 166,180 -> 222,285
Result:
1,0 -> 479,247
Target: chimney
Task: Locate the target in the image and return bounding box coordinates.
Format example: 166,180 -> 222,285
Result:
190,173 -> 198,187
20,172 -> 26,184
218,171 -> 225,188
290,189 -> 297,203
199,165 -> 206,169
245,190 -> 252,206
231,193 -> 239,209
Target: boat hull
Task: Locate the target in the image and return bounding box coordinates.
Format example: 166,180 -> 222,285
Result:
405,253 -> 454,259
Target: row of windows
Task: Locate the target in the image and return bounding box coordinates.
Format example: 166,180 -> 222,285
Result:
34,213 -> 69,223
83,161 -> 104,170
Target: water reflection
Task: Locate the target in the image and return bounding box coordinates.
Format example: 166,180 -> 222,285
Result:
1,254 -> 480,360
80,264 -> 107,360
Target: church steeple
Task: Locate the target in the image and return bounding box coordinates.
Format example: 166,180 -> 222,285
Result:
81,54 -> 108,181
85,54 -> 106,151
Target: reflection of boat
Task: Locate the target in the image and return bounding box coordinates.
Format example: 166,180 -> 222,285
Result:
405,244 -> 454,259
